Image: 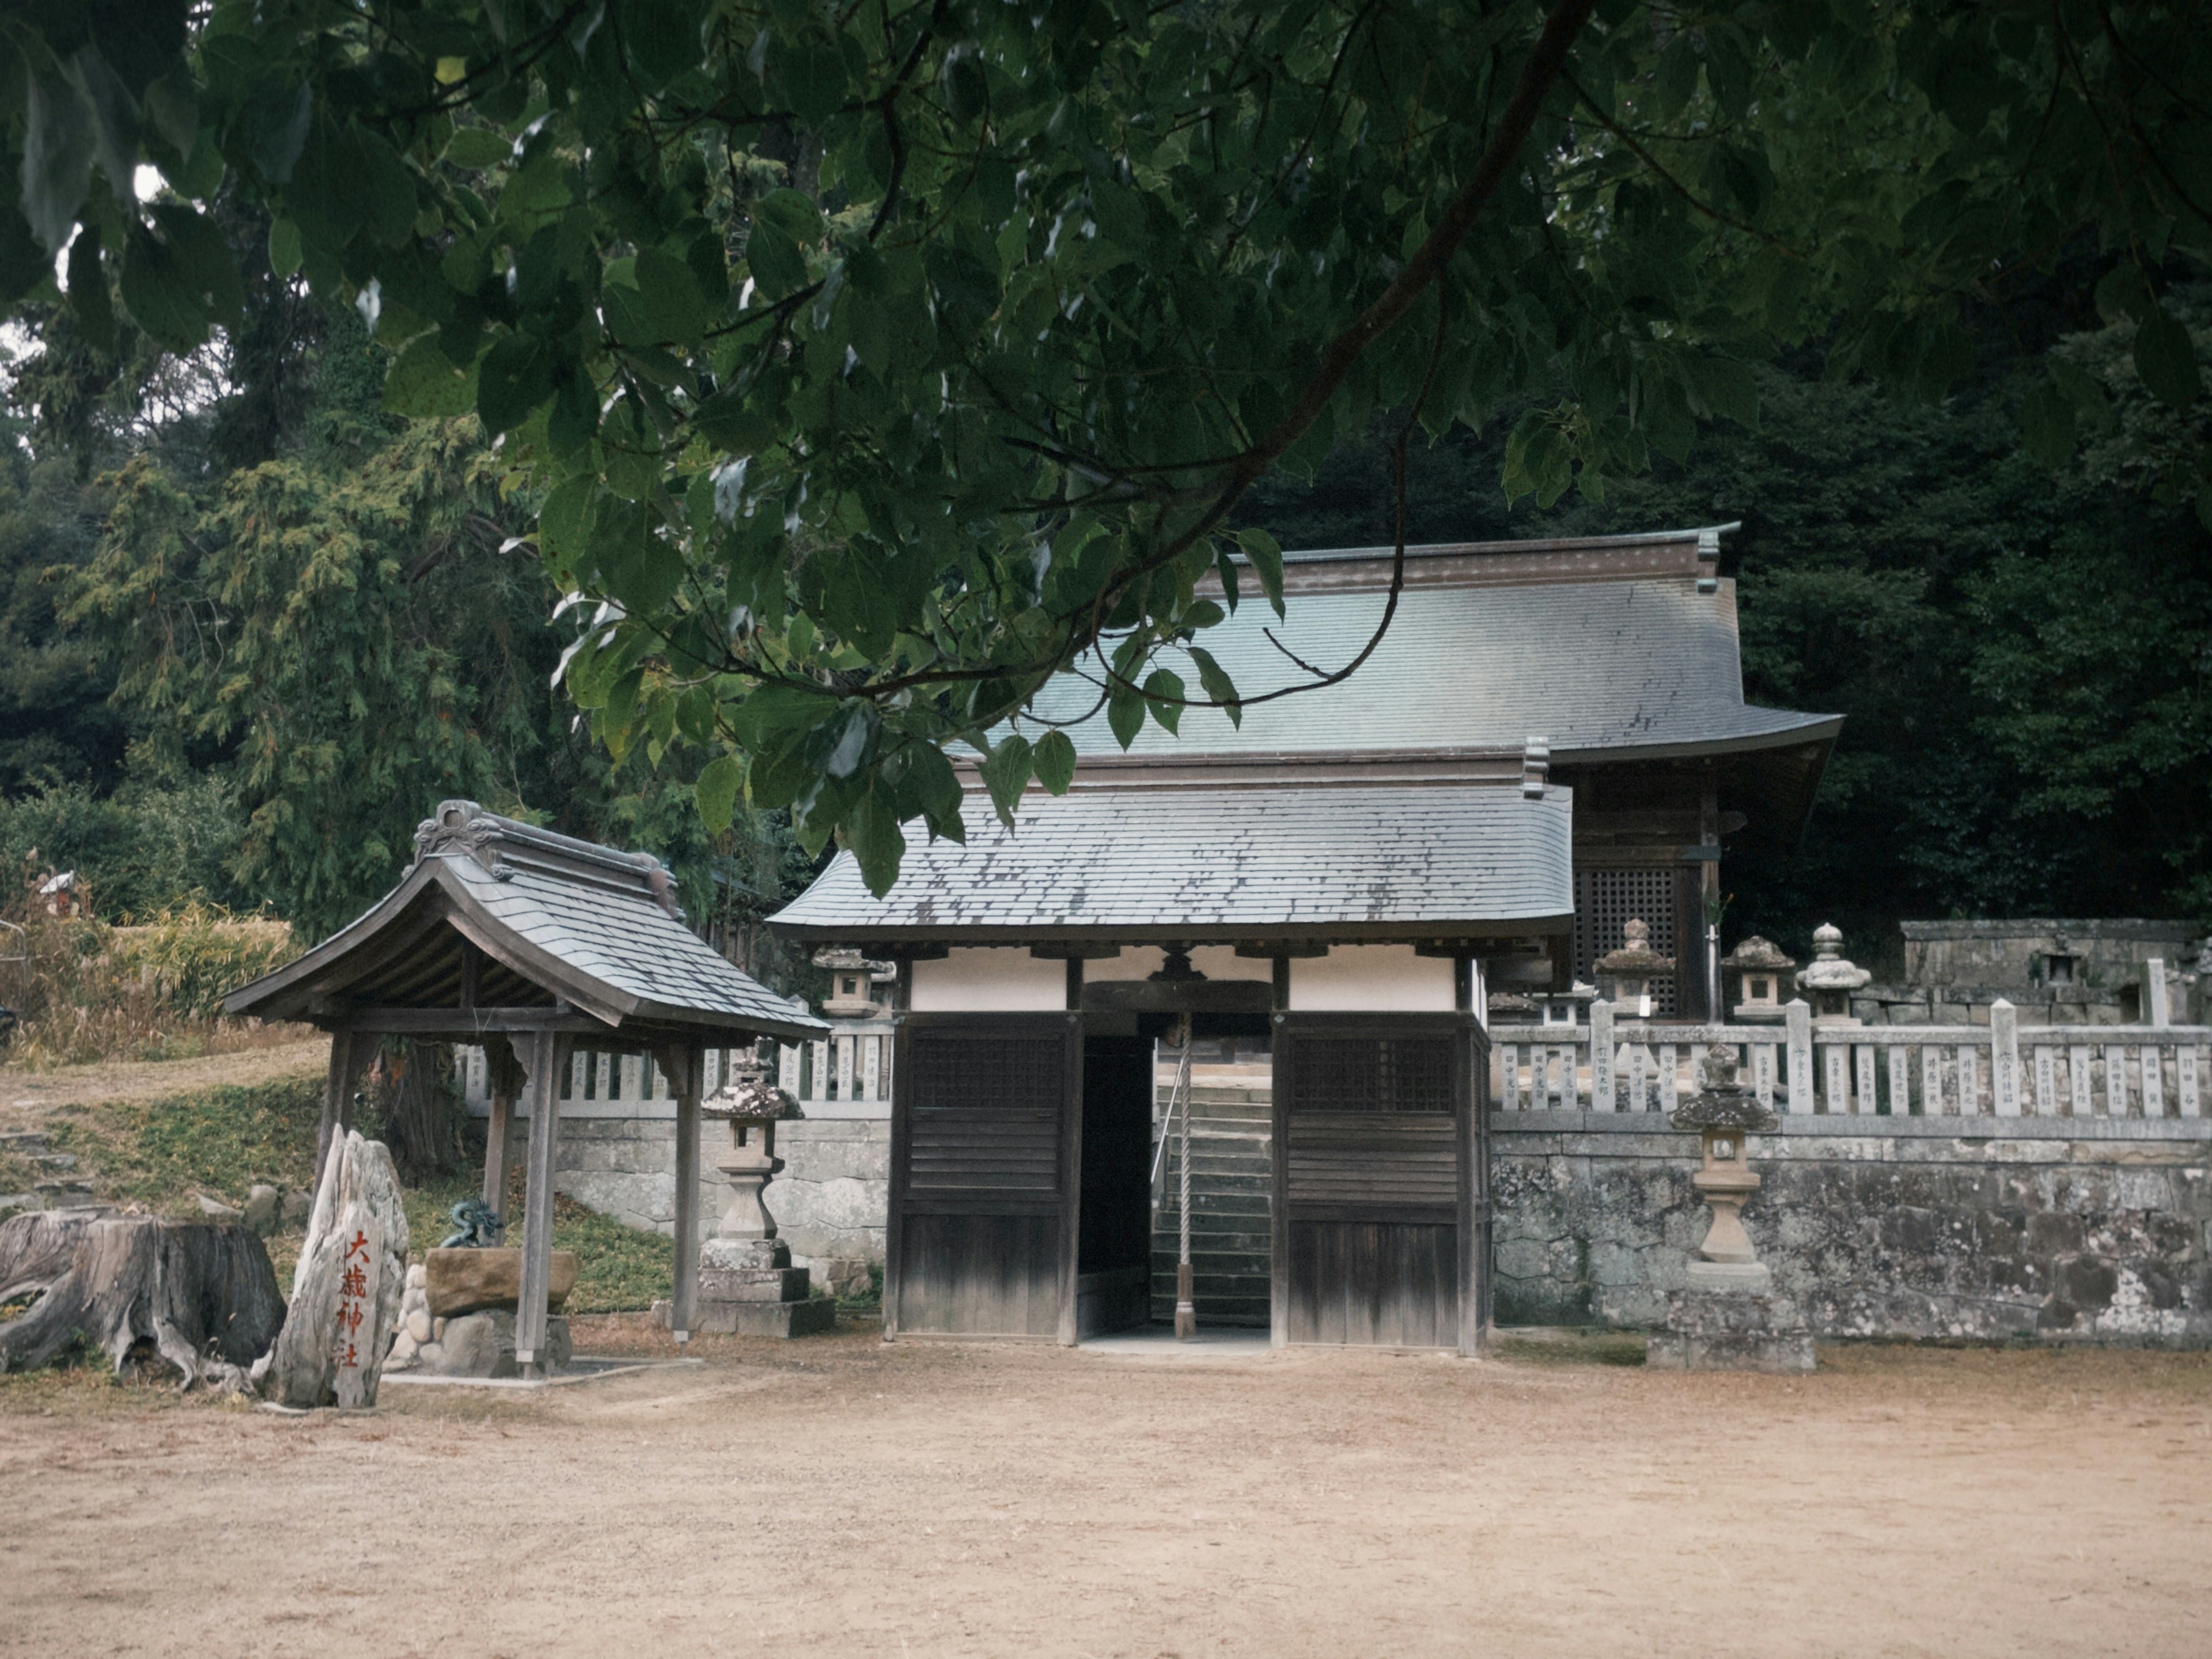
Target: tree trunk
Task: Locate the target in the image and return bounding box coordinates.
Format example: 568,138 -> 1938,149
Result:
371,1038 -> 461,1183
0,1210 -> 284,1386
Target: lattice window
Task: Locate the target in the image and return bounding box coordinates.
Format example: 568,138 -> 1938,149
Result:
907,1036 -> 1062,1112
1289,1036 -> 1454,1113
905,1035 -> 1063,1196
1573,868 -> 1679,1016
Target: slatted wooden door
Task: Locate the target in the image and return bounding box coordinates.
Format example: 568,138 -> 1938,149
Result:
885,1014 -> 1082,1343
1271,1014 -> 1483,1353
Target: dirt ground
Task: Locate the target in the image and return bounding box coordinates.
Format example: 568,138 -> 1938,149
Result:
0,1036 -> 328,1128
1,1325 -> 2207,1658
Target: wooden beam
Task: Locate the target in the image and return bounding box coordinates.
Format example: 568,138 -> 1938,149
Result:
314,1029 -> 358,1205
656,1043 -> 704,1346
325,1005 -> 611,1036
513,1029 -> 571,1369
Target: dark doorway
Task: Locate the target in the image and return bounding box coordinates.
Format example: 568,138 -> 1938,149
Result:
1077,1034 -> 1154,1336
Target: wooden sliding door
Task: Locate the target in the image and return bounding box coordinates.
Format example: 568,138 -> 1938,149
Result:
1272,1013 -> 1486,1353
885,1013 -> 1082,1342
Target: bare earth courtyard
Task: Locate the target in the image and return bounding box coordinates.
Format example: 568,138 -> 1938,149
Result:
2,1325 -> 2207,1658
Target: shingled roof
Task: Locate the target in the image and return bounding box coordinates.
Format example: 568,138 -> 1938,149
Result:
770,781 -> 1573,945
226,801 -> 824,1043
1029,572 -> 1837,764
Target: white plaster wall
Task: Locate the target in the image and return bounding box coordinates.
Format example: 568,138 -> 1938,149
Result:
1289,944 -> 1455,1012
909,946 -> 1066,1012
1085,945 -> 1273,983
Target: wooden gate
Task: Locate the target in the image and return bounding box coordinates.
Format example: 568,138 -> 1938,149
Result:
885,1013 -> 1082,1342
1271,1013 -> 1487,1353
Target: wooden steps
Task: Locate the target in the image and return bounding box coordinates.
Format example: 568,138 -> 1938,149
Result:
1152,1082 -> 1274,1328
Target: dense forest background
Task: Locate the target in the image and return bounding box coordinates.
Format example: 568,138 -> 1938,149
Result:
3,262 -> 2207,980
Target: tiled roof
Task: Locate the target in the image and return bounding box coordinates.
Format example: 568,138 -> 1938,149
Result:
225,802 -> 823,1040
1027,576 -> 1835,760
437,854 -> 812,1032
771,782 -> 1573,942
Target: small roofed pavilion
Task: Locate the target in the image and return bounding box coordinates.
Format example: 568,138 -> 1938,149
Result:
226,800 -> 825,1366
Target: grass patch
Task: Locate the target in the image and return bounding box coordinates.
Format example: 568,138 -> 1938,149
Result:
23,1078 -> 675,1315
44,1077 -> 323,1212
400,1173 -> 673,1315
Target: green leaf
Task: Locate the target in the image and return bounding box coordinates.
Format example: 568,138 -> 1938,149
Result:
1106,681 -> 1145,749
1187,646 -> 1241,728
844,787 -> 908,897
1213,543 -> 1241,613
1683,354 -> 1760,430
635,244 -> 711,343
65,223 -> 113,353
695,753 -> 743,833
2134,305 -> 2202,410
755,188 -> 825,244
1142,668 -> 1185,734
744,219 -> 807,299
2018,375 -> 2075,469
476,332 -> 554,433
1236,528 -> 1286,620
537,475 -> 597,572
382,332 -> 479,417
119,221 -> 207,351
22,66 -> 96,253
444,127 -> 512,169
978,733 -> 1032,827
1032,728 -> 1077,793
267,217 -> 302,279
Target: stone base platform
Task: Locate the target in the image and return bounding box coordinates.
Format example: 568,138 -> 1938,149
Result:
655,1296 -> 837,1337
392,1309 -> 574,1378
1646,1288 -> 1815,1374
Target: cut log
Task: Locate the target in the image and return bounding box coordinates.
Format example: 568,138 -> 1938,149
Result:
256,1130 -> 409,1409
0,1209 -> 284,1387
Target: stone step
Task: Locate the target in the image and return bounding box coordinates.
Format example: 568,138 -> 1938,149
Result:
1150,1296 -> 1270,1327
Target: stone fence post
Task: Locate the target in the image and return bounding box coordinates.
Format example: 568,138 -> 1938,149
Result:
1991,998 -> 2021,1116
1784,999 -> 1813,1113
1590,1001 -> 1616,1112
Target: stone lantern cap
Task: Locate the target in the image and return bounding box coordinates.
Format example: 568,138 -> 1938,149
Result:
1594,917 -> 1675,976
812,947 -> 896,979
1795,922 -> 1870,993
1669,1046 -> 1779,1133
702,1050 -> 802,1122
1719,935 -> 1796,973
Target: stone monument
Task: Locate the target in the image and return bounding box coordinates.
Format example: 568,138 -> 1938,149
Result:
662,1046 -> 835,1338
1646,1045 -> 1814,1373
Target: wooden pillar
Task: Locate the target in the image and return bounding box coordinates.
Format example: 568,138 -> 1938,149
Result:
1696,770 -> 1721,1022
482,1038 -> 524,1219
656,1042 -> 704,1345
315,1027 -> 358,1202
514,1029 -> 571,1369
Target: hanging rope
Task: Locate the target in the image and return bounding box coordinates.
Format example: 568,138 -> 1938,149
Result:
1172,1019 -> 1196,1339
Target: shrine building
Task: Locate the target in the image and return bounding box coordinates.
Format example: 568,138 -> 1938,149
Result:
768,526 -> 1839,1353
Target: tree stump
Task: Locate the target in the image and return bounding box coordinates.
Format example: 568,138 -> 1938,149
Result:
0,1209 -> 284,1386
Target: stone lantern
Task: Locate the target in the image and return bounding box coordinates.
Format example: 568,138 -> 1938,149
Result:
1529,980 -> 1598,1028
815,948 -> 895,1017
680,1046 -> 835,1337
1720,935 -> 1797,1024
1796,922 -> 1869,1027
1649,1045 -> 1812,1372
1668,1044 -> 1779,1290
1594,918 -> 1674,1017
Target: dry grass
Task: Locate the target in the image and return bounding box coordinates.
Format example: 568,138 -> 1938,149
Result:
0,903 -> 308,1068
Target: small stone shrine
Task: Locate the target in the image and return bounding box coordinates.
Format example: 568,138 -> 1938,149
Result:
660,1046 -> 835,1338
1647,1045 -> 1813,1373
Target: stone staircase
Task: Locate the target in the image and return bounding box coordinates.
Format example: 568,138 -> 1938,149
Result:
1150,1065 -> 1272,1328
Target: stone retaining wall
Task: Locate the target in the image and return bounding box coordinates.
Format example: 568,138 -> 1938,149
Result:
482,1101 -> 889,1270
506,1102 -> 2212,1344
1493,1115 -> 2212,1343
